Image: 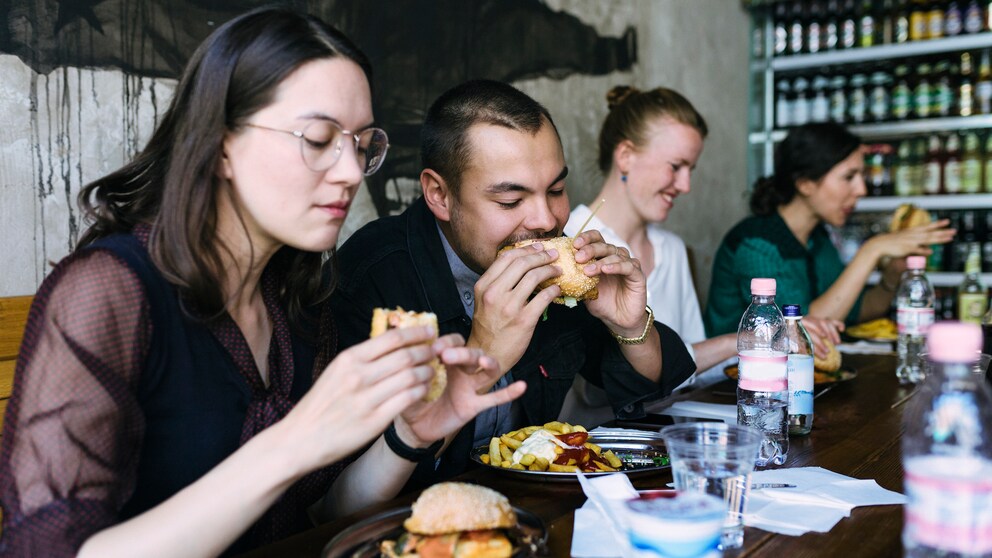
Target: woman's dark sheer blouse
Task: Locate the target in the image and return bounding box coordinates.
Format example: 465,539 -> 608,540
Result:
0,230 -> 342,556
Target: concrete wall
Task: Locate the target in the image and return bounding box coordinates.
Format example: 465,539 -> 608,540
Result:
0,0 -> 752,310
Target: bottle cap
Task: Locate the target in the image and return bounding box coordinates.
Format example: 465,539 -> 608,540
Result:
906,256 -> 926,270
782,304 -> 802,317
927,322 -> 981,362
750,278 -> 777,296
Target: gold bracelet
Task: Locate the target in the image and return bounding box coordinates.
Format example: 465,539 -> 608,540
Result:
610,306 -> 654,345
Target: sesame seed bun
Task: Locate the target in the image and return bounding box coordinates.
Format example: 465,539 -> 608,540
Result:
814,340 -> 842,373
500,237 -> 599,304
403,482 -> 517,535
890,204 -> 931,232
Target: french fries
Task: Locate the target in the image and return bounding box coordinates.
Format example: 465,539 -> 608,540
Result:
479,421 -> 622,473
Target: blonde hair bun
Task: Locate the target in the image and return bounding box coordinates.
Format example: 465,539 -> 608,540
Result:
606,85 -> 639,110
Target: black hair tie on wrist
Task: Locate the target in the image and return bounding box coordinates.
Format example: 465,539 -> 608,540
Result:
385,423 -> 444,462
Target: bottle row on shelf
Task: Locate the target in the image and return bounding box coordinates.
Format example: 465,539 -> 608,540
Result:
861,130 -> 992,196
843,211 -> 992,272
761,0 -> 992,58
775,50 -> 992,128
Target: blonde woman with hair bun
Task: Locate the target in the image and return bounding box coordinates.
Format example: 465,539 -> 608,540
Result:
560,85 -> 730,424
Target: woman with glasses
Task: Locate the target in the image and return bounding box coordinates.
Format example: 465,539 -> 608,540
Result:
0,9 -> 521,558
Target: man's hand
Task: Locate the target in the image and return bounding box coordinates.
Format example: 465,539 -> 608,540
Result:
572,230 -> 648,337
467,241 -> 561,374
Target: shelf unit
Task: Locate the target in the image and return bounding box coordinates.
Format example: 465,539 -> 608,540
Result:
749,31 -> 992,183
747,6 -> 992,294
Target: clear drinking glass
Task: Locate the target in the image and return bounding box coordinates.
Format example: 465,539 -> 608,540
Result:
660,422 -> 764,551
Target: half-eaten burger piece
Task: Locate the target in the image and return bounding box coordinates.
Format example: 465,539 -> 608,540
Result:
499,237 -> 599,307
380,482 -> 517,558
370,307 -> 447,403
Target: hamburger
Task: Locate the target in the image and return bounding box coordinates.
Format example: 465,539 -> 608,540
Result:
499,237 -> 599,307
380,483 -> 518,558
813,339 -> 842,378
889,203 -> 931,232
370,307 -> 447,403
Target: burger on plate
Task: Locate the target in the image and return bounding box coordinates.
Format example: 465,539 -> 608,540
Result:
380,483 -> 520,558
498,237 -> 599,307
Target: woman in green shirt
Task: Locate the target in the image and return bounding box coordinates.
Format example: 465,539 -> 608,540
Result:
704,123 -> 955,337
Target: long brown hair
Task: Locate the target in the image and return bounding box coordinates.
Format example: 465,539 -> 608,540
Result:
77,8 -> 372,327
597,85 -> 708,174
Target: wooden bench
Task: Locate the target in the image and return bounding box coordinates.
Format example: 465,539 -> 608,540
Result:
0,296 -> 31,439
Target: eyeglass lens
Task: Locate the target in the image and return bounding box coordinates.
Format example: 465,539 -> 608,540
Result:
300,121 -> 389,176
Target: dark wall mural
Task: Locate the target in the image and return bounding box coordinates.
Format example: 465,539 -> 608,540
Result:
2,0 -> 636,216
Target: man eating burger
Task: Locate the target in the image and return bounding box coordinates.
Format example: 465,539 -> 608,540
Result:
331,80 -> 694,485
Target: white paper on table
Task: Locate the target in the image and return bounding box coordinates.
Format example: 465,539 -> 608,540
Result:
658,401 -> 737,424
837,341 -> 895,355
572,473 -> 638,558
743,467 -> 907,536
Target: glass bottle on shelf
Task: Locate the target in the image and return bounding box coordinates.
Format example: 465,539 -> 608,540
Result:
923,134 -> 945,195
794,76 -> 811,126
976,49 -> 992,114
965,0 -> 985,33
811,75 -> 830,122
928,0 -> 946,39
858,0 -> 876,47
869,71 -> 891,122
880,0 -> 896,43
830,74 -> 848,122
960,51 -> 975,117
774,1 -> 789,56
958,243 -> 988,324
776,79 -> 792,129
895,0 -> 912,42
957,210 -> 979,272
983,210 -> 992,273
913,137 -> 929,195
932,60 -> 954,118
984,133 -> 992,192
945,0 -> 965,36
825,0 -> 841,49
849,73 -> 868,123
892,64 -> 912,120
914,63 -> 933,119
808,0 -> 823,54
962,131 -> 983,194
944,132 -> 963,194
895,139 -> 915,196
789,0 -> 806,55
910,0 -> 929,41
842,0 -> 859,48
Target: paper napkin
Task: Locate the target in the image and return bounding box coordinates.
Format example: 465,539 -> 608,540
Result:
572,473 -> 638,558
743,467 -> 907,535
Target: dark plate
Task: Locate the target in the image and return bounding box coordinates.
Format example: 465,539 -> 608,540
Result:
470,430 -> 670,483
321,505 -> 546,558
724,364 -> 858,385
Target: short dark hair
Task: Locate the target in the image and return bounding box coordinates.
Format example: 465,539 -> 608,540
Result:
78,8 -> 371,326
750,122 -> 861,216
420,79 -> 561,194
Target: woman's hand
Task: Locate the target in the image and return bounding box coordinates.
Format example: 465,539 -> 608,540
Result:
279,325 -> 440,473
802,316 -> 844,360
398,334 -> 526,447
864,219 -> 956,261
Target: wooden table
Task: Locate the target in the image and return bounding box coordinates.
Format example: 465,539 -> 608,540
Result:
243,353 -> 910,557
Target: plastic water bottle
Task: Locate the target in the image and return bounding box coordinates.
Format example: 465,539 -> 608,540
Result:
783,304 -> 814,436
896,255 -> 935,385
902,322 -> 992,558
736,278 -> 789,467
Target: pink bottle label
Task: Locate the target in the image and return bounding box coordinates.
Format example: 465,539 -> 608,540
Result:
904,456 -> 992,553
738,351 -> 788,391
897,307 -> 935,335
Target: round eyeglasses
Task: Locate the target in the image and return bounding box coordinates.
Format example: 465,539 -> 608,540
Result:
244,120 -> 390,176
